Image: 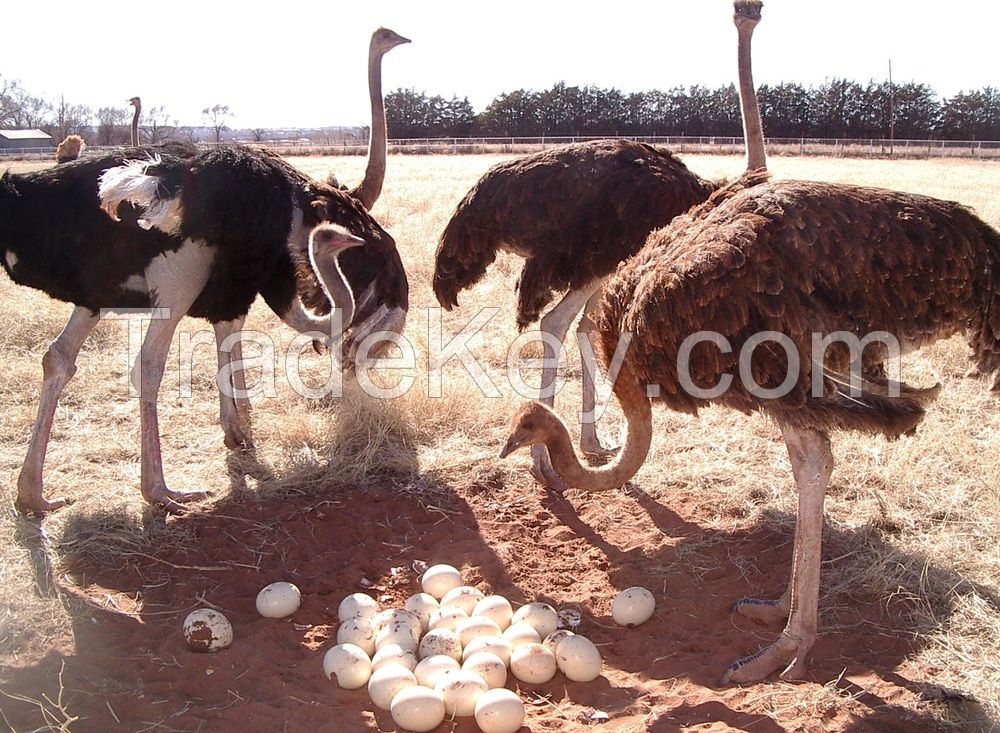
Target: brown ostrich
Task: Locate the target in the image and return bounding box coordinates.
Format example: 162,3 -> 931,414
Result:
129,96 -> 141,146
434,135 -> 717,487
56,134 -> 85,163
501,0 -> 1000,684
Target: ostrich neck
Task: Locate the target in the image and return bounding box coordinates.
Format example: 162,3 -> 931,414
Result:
131,106 -> 140,147
353,49 -> 388,210
737,24 -> 766,171
310,251 -> 356,337
545,369 -> 653,491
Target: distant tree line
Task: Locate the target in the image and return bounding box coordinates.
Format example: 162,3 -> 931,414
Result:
388,80 -> 1000,141
0,75 -> 231,145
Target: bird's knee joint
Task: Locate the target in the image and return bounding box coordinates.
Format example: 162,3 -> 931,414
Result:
41,346 -> 75,382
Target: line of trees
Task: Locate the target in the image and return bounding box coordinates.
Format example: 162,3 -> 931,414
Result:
388,80 -> 1000,141
5,73 -> 998,144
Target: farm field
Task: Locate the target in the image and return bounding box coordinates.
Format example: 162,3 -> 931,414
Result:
1,152 -> 999,732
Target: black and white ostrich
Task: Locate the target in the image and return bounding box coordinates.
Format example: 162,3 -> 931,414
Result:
102,146 -> 410,362
434,139 -> 718,485
1,145 -> 403,513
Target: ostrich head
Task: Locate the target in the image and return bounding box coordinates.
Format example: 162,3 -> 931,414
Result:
129,96 -> 141,111
372,27 -> 410,55
733,0 -> 762,31
309,223 -> 365,256
499,401 -> 561,458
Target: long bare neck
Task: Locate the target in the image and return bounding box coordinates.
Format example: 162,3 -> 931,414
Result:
544,369 -> 653,491
309,250 -> 356,336
131,104 -> 140,147
737,17 -> 766,171
352,44 -> 388,210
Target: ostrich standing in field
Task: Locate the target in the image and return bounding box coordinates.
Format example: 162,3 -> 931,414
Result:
1,145 -> 400,514
501,0 -> 1000,683
434,135 -> 717,486
129,96 -> 141,146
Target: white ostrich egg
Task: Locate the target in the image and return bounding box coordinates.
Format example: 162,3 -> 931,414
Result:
612,587 -> 656,626
367,664 -> 417,711
413,654 -> 460,688
389,686 -> 446,733
462,651 -> 508,689
455,616 -> 503,647
428,605 -> 468,632
421,564 -> 463,599
322,643 -> 372,689
418,628 -> 463,661
182,609 -> 233,652
502,622 -> 541,648
337,593 -> 379,623
440,586 -> 486,616
372,643 -> 418,672
542,629 -> 575,654
404,593 -> 440,631
434,669 -> 489,717
375,620 -> 419,652
337,616 -> 376,656
475,688 -> 526,733
462,635 -> 512,667
255,582 -> 301,619
373,608 -> 422,637
510,642 -> 557,684
472,595 -> 514,630
511,602 -> 559,638
555,635 -> 602,682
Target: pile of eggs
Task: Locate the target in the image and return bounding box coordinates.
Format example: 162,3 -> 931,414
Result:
323,564 -> 628,733
180,566 -> 657,732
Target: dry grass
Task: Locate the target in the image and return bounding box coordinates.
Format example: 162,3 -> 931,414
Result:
1,153 -> 999,730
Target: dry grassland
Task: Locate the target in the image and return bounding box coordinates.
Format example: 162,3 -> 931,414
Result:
1,152 -> 998,731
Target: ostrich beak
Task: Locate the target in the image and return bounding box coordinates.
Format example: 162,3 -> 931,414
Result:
341,233 -> 366,249
499,437 -> 521,459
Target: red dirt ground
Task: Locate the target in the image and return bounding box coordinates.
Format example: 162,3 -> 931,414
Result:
1,479 -> 957,732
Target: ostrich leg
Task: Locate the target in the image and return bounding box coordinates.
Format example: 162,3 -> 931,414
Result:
529,283 -> 598,489
722,425 -> 833,684
16,307 -> 100,513
577,284 -> 616,457
134,243 -> 213,511
213,318 -> 253,450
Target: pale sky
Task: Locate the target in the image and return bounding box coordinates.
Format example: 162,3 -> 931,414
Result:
4,1 -> 997,129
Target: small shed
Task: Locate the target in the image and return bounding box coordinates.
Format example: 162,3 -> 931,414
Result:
0,129 -> 55,152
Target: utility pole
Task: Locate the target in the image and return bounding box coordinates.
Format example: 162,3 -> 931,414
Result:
888,59 -> 895,157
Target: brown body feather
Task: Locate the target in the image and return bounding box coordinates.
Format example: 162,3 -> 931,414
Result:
433,139 -> 718,329
596,172 -> 1000,436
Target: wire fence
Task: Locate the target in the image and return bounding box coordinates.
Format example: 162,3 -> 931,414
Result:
4,135 -> 1000,160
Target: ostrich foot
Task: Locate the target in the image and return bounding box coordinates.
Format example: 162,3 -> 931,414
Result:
581,441 -> 618,460
721,631 -> 813,685
530,445 -> 570,492
580,427 -> 618,459
732,595 -> 790,624
222,421 -> 254,452
15,475 -> 72,515
141,482 -> 210,513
